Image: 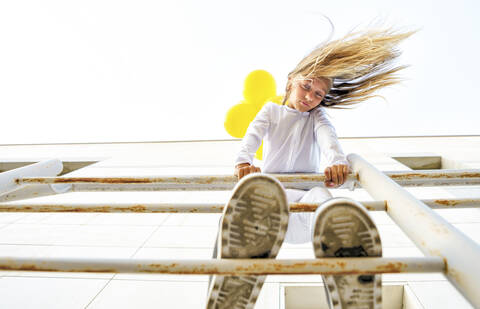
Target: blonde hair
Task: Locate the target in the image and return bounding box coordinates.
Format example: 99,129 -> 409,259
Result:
283,28 -> 415,108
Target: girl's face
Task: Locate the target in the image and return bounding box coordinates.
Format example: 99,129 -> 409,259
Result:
287,76 -> 330,112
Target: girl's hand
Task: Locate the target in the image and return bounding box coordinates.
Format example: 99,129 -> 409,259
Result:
235,163 -> 261,180
324,164 -> 349,188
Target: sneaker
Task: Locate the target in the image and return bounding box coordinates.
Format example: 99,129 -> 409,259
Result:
206,173 -> 289,309
312,198 -> 382,309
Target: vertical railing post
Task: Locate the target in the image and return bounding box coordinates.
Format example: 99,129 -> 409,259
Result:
348,153 -> 480,308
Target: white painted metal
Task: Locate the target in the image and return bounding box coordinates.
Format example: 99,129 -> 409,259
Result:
0,256 -> 444,275
0,183 -> 72,203
348,153 -> 480,308
17,168 -> 480,191
0,198 -> 477,213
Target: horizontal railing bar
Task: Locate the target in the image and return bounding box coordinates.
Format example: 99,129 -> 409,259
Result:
16,169 -> 480,191
0,257 -> 444,275
0,198 -> 478,213
19,175 -> 241,184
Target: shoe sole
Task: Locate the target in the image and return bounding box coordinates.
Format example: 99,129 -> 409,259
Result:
312,198 -> 382,309
206,174 -> 289,309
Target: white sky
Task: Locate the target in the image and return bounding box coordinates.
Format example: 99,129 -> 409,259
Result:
0,0 -> 479,144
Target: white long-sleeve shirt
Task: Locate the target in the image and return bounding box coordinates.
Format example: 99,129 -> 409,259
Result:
235,102 -> 348,173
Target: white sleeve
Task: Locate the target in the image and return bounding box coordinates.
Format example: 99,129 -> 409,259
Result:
313,108 -> 349,167
235,103 -> 271,166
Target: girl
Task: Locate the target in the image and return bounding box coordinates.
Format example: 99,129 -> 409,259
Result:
207,28 -> 414,309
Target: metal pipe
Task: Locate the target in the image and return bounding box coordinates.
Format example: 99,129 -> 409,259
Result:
348,153 -> 480,308
17,169 -> 480,191
0,159 -> 64,196
0,184 -> 72,203
0,257 -> 444,275
387,169 -> 480,187
0,198 -> 478,213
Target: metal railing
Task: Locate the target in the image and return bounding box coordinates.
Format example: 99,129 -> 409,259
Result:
0,257 -> 444,275
16,169 -> 480,191
0,198 -> 478,213
0,156 -> 479,308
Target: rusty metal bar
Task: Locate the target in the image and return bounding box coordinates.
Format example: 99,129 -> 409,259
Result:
0,257 -> 444,275
17,169 -> 480,191
0,198 -> 478,213
387,169 -> 480,187
348,153 -> 480,308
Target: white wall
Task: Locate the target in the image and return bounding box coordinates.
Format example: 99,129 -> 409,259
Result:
1,0 -> 479,143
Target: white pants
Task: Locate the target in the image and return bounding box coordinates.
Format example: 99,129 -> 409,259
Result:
284,187 -> 332,244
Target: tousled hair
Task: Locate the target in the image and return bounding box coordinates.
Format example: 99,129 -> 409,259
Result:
282,28 -> 415,108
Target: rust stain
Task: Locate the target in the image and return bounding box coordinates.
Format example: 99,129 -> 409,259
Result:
272,263 -> 283,271
69,207 -> 110,213
233,261 -> 315,274
71,268 -> 117,273
354,173 -> 360,182
447,267 -> 465,287
364,205 -> 376,211
140,269 -> 217,275
453,172 -> 480,178
79,269 -> 117,273
23,176 -> 234,185
289,262 -> 307,268
375,262 -> 406,273
390,173 -> 431,179
114,260 -> 412,275
389,172 -> 480,180
441,259 -> 466,293
148,263 -> 178,269
56,177 -> 156,184
0,264 -> 115,273
434,199 -> 460,207
204,177 -> 216,184
297,175 -> 321,181
290,203 -> 318,212
0,205 -> 156,213
234,262 -> 263,273
128,205 -> 148,212
336,261 -> 346,269
0,207 -> 36,212
0,264 -> 58,272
